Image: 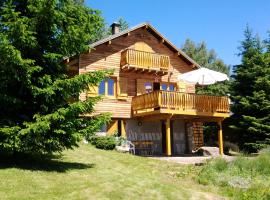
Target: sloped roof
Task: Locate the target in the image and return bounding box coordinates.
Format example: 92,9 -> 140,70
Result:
90,22 -> 201,68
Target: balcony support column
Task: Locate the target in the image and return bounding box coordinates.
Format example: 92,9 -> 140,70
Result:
121,120 -> 126,138
217,120 -> 224,155
165,117 -> 172,156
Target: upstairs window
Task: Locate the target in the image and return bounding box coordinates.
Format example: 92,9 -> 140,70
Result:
98,78 -> 116,96
98,80 -> 105,95
169,84 -> 175,91
161,83 -> 175,91
161,83 -> 167,91
145,82 -> 153,93
108,78 -> 115,96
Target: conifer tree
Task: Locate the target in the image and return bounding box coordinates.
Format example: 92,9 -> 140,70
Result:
0,0 -> 111,155
230,27 -> 270,152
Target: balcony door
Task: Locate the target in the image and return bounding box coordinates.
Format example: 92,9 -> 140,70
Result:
153,82 -> 160,91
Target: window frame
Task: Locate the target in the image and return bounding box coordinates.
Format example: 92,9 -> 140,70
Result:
98,77 -> 117,98
160,82 -> 176,91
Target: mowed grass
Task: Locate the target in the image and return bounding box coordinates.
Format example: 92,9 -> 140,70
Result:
0,144 -> 222,200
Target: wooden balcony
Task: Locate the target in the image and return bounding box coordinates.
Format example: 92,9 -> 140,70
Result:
132,91 -> 230,118
120,49 -> 170,75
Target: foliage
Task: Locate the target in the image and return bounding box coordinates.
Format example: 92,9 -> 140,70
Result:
197,149 -> 270,199
117,17 -> 129,32
0,0 -> 111,155
115,136 -> 128,146
230,26 -> 270,152
101,17 -> 129,37
182,39 -> 230,96
182,39 -> 230,145
89,136 -> 116,150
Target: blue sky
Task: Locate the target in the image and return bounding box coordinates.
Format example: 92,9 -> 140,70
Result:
86,0 -> 270,67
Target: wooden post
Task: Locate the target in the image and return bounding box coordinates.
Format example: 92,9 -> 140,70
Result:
166,118 -> 171,156
218,120 -> 224,155
158,91 -> 162,106
121,120 -> 126,138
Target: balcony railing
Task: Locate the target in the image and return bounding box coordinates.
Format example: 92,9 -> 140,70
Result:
132,91 -> 230,117
120,49 -> 170,73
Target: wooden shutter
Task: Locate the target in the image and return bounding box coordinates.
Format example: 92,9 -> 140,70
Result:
136,79 -> 146,96
117,77 -> 128,99
88,84 -> 98,97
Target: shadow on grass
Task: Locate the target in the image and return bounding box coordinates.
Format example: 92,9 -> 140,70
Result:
0,155 -> 94,173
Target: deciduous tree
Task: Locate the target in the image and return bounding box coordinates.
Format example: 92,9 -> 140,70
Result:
182,39 -> 230,96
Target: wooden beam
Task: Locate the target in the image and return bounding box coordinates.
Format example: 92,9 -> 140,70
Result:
175,52 -> 180,56
138,113 -> 172,122
160,39 -> 165,43
218,120 -> 224,155
124,32 -> 130,37
166,117 -> 172,156
107,120 -> 118,135
107,40 -> 112,45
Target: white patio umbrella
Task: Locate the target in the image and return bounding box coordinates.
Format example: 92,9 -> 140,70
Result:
178,67 -> 229,85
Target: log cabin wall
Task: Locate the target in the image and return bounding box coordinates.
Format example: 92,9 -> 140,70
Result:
78,27 -> 196,118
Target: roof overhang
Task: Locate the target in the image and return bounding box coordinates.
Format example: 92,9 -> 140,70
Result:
64,22 -> 201,69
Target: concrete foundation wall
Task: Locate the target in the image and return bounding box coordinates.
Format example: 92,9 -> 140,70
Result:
125,119 -> 162,155
172,120 -> 186,155
125,119 -> 188,155
186,123 -> 194,153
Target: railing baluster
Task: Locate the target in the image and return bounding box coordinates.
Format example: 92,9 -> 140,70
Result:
131,91 -> 230,116
121,49 -> 170,71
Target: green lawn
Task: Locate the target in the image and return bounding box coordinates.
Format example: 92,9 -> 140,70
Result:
0,144 -> 222,200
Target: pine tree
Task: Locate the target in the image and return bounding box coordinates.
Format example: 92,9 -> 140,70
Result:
182,39 -> 230,96
102,17 -> 129,38
0,0 -> 111,155
118,17 -> 129,32
230,26 -> 270,152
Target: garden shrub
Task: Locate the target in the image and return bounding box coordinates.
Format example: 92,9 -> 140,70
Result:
90,136 -> 116,150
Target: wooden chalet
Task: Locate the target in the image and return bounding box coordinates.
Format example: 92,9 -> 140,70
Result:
67,22 -> 230,156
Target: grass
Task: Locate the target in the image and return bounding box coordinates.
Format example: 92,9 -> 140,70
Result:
1,144 -> 270,200
197,148 -> 270,200
0,144 -> 222,200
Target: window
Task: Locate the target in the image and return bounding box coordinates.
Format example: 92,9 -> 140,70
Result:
161,83 -> 167,91
98,78 -> 116,97
98,80 -> 105,95
145,82 -> 152,93
169,84 -> 175,91
108,79 -> 115,96
161,83 -> 175,91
